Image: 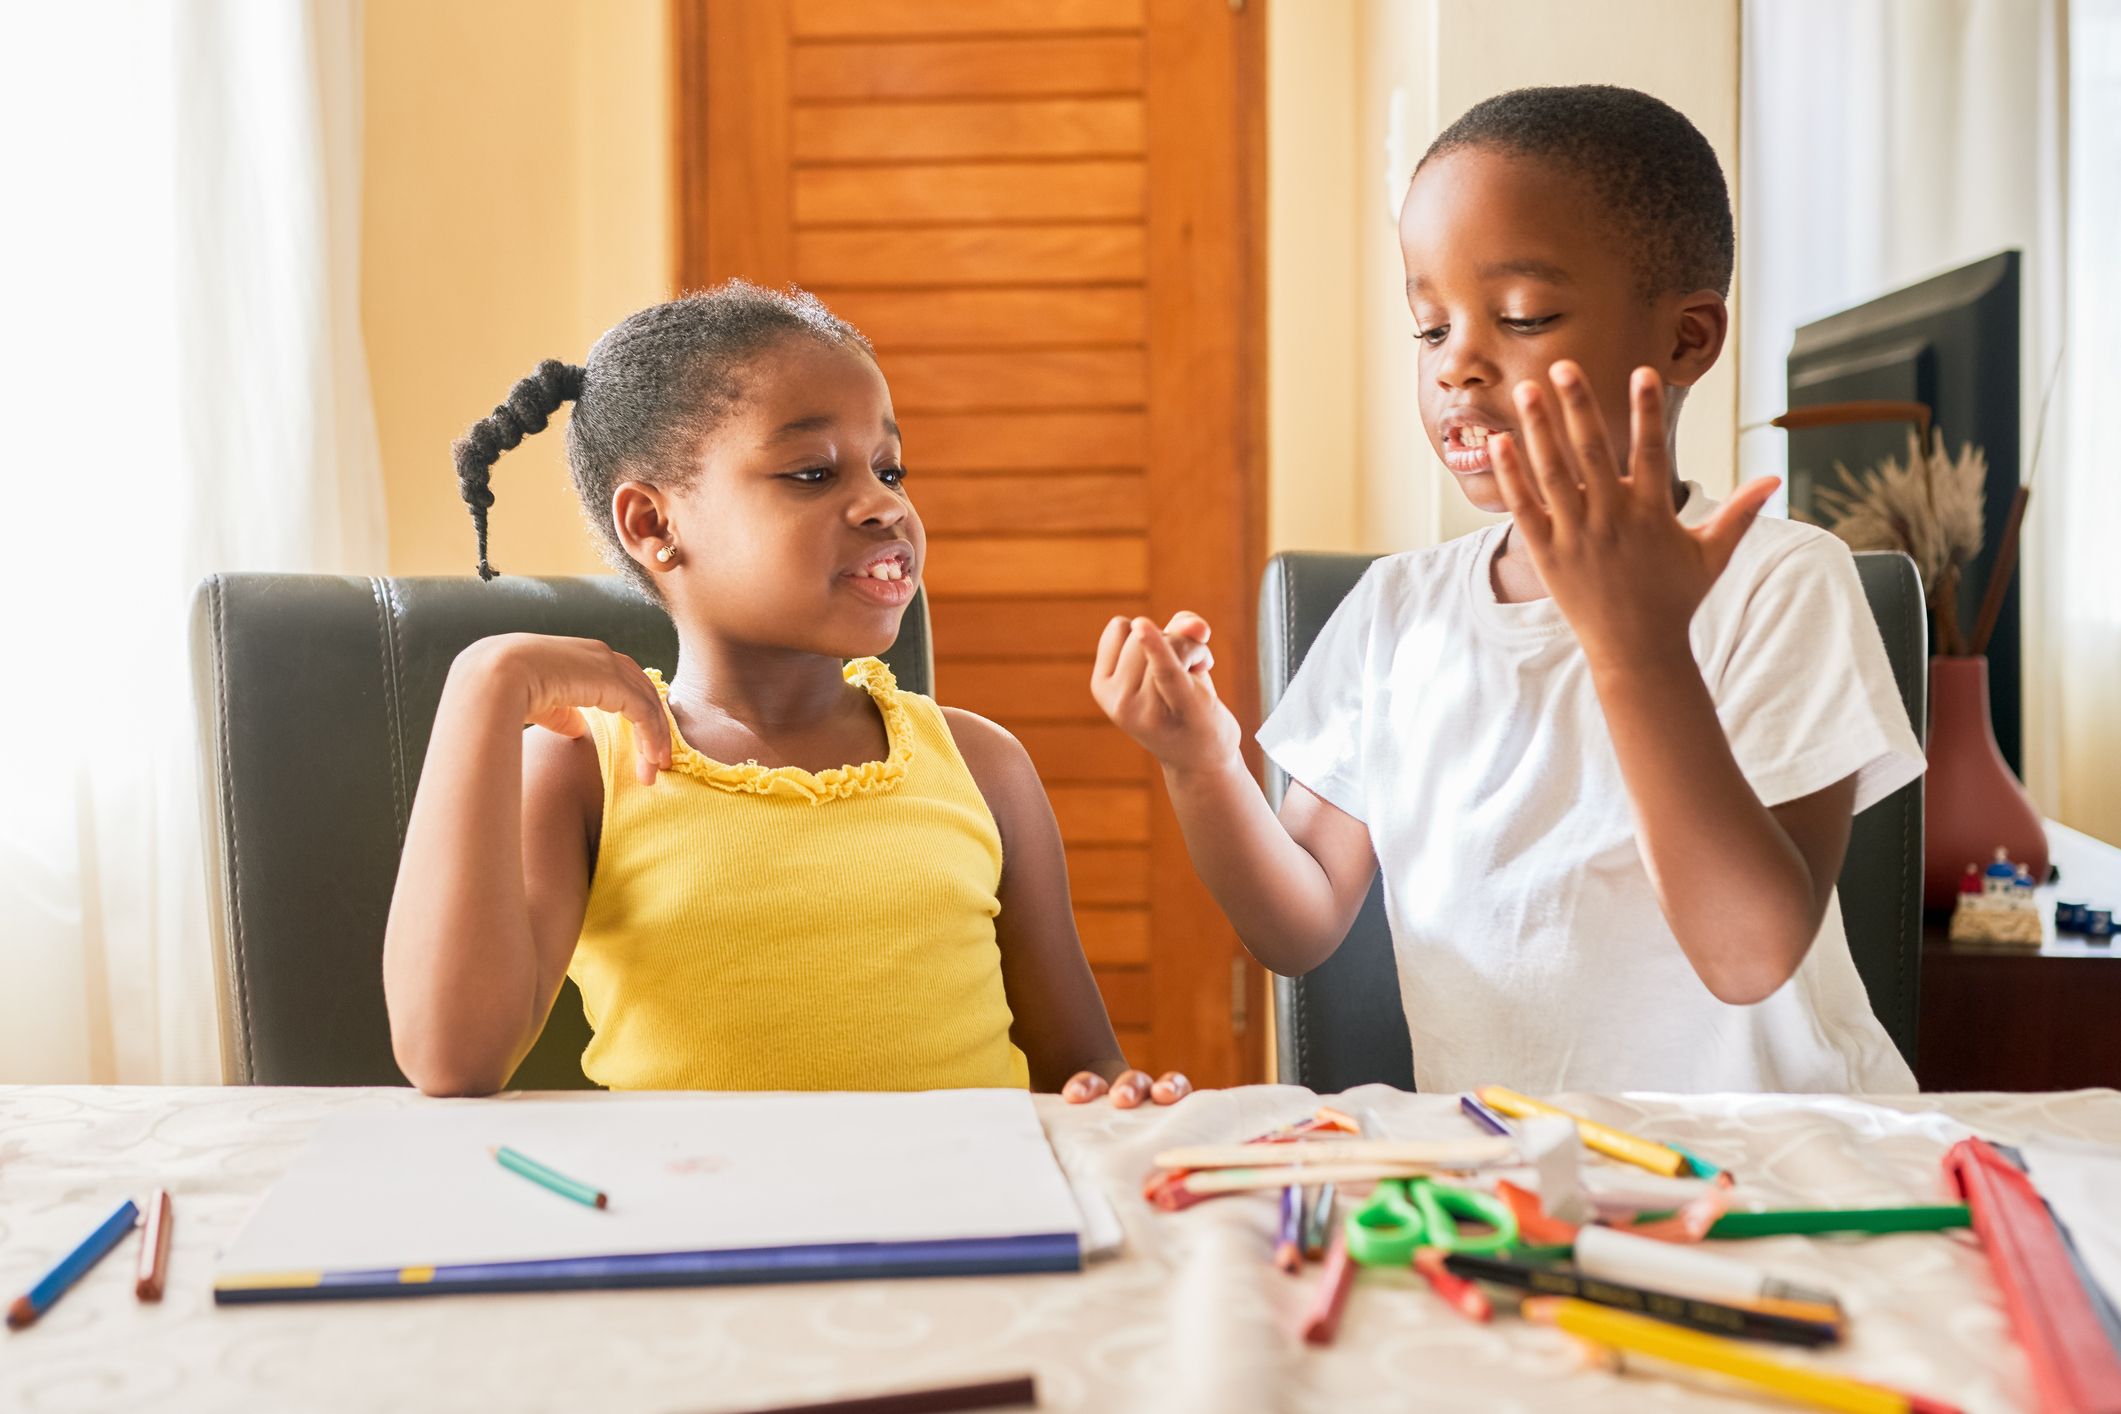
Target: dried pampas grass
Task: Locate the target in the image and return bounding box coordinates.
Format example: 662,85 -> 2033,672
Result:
1813,429 -> 1987,654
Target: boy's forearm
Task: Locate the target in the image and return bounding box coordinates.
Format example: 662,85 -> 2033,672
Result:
1587,650 -> 1827,1004
1159,756 -> 1349,975
382,671 -> 544,1092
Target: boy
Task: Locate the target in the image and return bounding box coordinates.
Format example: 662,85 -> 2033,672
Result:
1092,85 -> 1923,1094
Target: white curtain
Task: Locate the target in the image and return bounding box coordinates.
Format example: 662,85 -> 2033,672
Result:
1739,0 -> 2120,843
0,3 -> 388,1083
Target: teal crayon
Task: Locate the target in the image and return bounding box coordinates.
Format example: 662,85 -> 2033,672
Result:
8,1198 -> 140,1329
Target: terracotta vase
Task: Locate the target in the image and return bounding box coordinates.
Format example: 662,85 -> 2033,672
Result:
1923,655 -> 2048,912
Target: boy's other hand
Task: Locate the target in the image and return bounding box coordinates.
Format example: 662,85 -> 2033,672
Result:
1091,612 -> 1242,775
1490,362 -> 1780,668
1062,1068 -> 1193,1107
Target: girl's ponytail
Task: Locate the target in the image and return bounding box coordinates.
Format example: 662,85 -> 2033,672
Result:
450,358 -> 586,580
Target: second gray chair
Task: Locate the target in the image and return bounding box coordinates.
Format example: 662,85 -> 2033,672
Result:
1259,549 -> 1928,1093
190,573 -> 933,1088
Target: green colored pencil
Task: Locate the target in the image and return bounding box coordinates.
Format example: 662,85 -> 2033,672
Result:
493,1145 -> 608,1209
1705,1205 -> 1969,1239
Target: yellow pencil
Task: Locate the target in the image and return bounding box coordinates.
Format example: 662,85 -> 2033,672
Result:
1524,1297 -> 1935,1414
1477,1086 -> 1687,1178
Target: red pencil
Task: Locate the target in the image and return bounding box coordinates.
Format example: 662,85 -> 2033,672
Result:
135,1189 -> 173,1302
1413,1247 -> 1491,1322
1299,1232 -> 1358,1345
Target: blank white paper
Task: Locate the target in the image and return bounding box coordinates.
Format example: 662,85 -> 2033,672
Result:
218,1090 -> 1082,1277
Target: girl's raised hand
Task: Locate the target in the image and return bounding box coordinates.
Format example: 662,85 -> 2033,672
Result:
1090,612 -> 1239,775
1062,1068 -> 1193,1107
459,633 -> 675,786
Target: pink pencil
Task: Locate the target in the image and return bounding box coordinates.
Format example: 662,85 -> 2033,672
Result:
1299,1232 -> 1358,1345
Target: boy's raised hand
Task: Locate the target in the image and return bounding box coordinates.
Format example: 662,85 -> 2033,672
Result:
1489,362 -> 1780,667
1090,611 -> 1239,774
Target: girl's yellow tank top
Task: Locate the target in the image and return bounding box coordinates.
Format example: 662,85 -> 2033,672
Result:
569,658 -> 1029,1092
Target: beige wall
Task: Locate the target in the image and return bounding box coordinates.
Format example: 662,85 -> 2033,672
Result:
362,0 -> 672,578
1268,0 -> 1742,556
1265,0 -> 1361,556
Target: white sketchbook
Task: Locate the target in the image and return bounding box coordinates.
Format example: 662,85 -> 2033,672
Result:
216,1090 -> 1084,1303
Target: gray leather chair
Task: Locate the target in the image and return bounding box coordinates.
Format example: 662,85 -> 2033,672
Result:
1260,549 -> 1927,1092
190,574 -> 934,1087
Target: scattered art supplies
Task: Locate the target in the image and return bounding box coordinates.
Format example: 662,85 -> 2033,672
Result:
215,1091 -> 1085,1305
1145,1087 -> 2027,1411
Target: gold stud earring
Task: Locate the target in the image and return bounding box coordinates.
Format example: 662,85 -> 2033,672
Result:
655,544 -> 677,565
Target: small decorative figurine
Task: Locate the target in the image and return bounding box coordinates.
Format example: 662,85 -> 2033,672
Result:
1947,848 -> 2044,945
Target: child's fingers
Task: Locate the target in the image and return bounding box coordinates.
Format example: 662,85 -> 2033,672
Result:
1511,381 -> 1586,524
1062,1070 -> 1110,1104
1140,622 -> 1201,714
529,705 -> 589,739
1489,432 -> 1553,551
1091,615 -> 1129,688
1149,1071 -> 1193,1105
1626,368 -> 1677,509
1163,611 -> 1212,644
1174,640 -> 1216,675
1695,475 -> 1781,576
611,659 -> 673,785
1549,360 -> 1622,514
1108,1069 -> 1153,1108
1111,620 -> 1154,706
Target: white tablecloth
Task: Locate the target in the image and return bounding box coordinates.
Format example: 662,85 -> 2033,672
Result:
4,1084 -> 2117,1413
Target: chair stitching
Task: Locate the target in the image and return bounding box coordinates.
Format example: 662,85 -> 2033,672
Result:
371,578 -> 411,846
1892,560 -> 1918,1050
1279,563 -> 1316,1087
210,577 -> 257,1083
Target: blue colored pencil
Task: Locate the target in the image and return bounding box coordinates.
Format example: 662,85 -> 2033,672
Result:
7,1198 -> 140,1329
1460,1094 -> 1514,1136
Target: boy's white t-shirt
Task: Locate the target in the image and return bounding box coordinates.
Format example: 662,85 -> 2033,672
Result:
1256,485 -> 1926,1095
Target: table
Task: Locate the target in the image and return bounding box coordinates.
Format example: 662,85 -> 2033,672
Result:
1920,820 -> 2121,1090
4,1084 -> 2118,1413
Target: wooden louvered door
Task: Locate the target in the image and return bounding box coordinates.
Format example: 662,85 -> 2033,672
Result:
674,0 -> 1265,1087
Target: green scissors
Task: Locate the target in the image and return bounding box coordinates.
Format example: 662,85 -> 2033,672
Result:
1344,1177 -> 1518,1267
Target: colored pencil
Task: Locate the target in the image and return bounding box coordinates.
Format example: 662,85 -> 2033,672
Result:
493,1146 -> 608,1209
1152,1138 -> 1513,1171
1523,1297 -> 1962,1414
1152,1162 -> 1478,1208
134,1189 -> 174,1302
7,1198 -> 140,1329
1444,1252 -> 1841,1347
1140,1108 -> 1358,1205
1301,1183 -> 1337,1260
1275,1185 -> 1303,1272
1461,1093 -> 1514,1136
1705,1205 -> 1971,1239
1415,1247 -> 1492,1322
722,1373 -> 1037,1414
1299,1231 -> 1358,1345
1476,1087 -> 1688,1178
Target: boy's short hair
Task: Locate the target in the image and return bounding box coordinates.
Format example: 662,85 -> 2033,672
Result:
1421,84 -> 1734,300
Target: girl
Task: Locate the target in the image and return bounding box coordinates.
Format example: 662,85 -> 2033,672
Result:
383,281 -> 1186,1108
